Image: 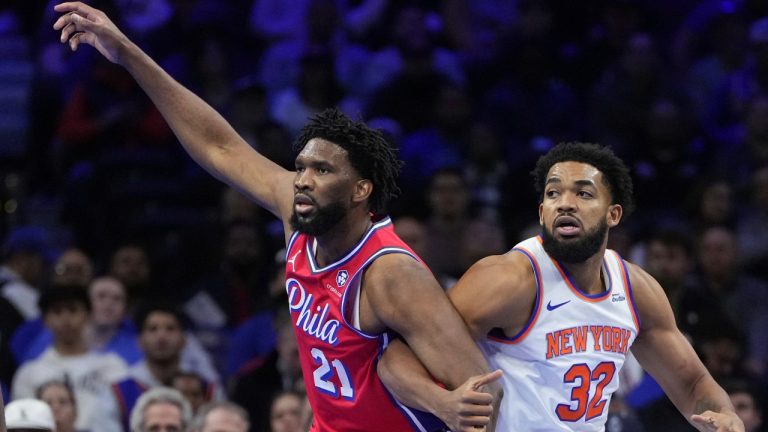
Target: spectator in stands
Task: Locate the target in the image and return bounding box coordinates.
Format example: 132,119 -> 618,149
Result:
37,380 -> 79,432
736,165 -> 768,279
129,387 -> 191,432
91,302 -> 221,432
5,398 -> 55,432
189,401 -> 250,432
0,225 -> 57,320
269,390 -> 305,432
11,284 -> 128,430
231,311 -> 302,431
86,276 -> 141,364
171,371 -> 213,415
422,168 -> 473,281
51,247 -> 94,286
108,244 -> 152,310
724,380 -> 764,432
642,229 -> 694,314
12,275 -> 142,366
678,225 -> 768,378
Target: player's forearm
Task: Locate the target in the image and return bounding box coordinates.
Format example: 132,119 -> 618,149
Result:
685,376 -> 736,420
378,340 -> 450,413
117,41 -> 246,182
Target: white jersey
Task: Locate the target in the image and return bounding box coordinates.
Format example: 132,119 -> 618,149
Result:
11,347 -> 128,430
479,236 -> 640,431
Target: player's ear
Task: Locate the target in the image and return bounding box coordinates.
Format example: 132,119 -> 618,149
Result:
353,179 -> 373,204
538,202 -> 544,225
607,204 -> 622,227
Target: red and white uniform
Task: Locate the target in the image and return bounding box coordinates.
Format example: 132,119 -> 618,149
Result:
478,236 -> 640,431
284,216 -> 444,432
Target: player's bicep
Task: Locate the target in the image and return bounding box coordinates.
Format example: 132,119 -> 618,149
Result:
366,255 -> 458,337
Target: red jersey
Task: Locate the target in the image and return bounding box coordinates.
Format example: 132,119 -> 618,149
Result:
284,216 -> 445,432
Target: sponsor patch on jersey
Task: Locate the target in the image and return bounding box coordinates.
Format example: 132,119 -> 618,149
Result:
336,269 -> 349,287
611,293 -> 626,302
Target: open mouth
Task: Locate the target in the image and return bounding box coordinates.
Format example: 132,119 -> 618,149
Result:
554,215 -> 582,237
294,194 -> 316,215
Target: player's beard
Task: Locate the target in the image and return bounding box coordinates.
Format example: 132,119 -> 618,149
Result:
541,218 -> 609,263
290,199 -> 347,236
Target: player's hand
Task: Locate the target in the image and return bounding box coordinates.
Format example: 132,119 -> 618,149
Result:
691,410 -> 745,432
53,2 -> 129,63
434,370 -> 502,432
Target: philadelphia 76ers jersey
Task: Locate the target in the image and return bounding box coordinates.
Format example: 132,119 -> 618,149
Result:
284,216 -> 445,432
478,236 -> 640,431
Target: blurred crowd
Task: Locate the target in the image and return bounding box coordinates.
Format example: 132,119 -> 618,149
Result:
0,0 -> 767,431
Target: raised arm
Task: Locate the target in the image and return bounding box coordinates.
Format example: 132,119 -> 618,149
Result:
53,2 -> 295,227
628,264 -> 744,432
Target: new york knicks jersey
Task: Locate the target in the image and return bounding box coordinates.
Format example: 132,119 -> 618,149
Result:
284,216 -> 445,432
478,236 -> 640,431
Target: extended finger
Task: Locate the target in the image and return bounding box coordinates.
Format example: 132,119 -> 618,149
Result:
53,11 -> 75,31
472,369 -> 502,390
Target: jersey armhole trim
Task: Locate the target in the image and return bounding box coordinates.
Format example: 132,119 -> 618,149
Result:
285,231 -> 301,261
613,250 -> 641,334
341,247 -> 420,340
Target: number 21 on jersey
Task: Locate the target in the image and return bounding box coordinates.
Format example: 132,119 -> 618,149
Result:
312,348 -> 355,400
556,361 -> 616,422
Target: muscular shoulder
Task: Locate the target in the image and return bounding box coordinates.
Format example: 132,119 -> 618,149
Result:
449,251 -> 538,338
360,252 -> 446,332
364,252 -> 431,288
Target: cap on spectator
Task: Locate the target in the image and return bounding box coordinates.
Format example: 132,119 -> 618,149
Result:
3,225 -> 58,263
5,398 -> 56,430
750,17 -> 768,44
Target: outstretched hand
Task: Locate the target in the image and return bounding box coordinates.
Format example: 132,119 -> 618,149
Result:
434,369 -> 502,432
691,410 -> 745,432
53,2 -> 129,63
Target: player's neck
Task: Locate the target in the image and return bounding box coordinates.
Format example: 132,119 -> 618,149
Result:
313,213 -> 373,267
559,250 -> 607,295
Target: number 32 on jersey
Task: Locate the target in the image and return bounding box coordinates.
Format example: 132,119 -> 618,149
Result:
312,348 -> 355,400
556,361 -> 616,422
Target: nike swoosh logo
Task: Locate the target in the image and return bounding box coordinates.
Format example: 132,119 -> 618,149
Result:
546,300 -> 571,311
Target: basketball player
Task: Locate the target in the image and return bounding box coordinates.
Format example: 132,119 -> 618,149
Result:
52,3 -> 500,431
379,142 -> 744,431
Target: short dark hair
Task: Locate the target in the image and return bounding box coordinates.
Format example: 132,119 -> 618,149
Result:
293,108 -> 402,214
38,283 -> 90,315
532,142 -> 635,216
133,301 -> 187,332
